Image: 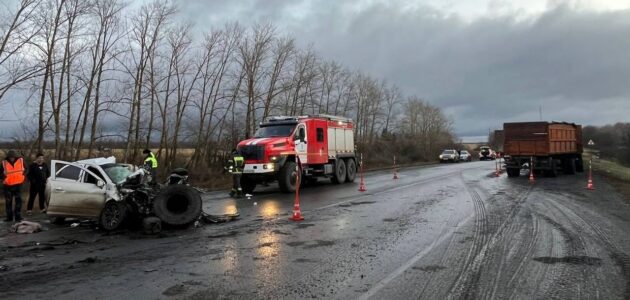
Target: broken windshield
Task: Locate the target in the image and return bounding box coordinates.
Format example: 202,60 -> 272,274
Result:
254,125 -> 296,138
102,163 -> 134,184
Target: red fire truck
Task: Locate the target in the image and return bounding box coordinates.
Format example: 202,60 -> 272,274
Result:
236,115 -> 357,193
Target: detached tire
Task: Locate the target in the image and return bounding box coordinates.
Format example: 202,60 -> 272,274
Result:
331,159 -> 347,184
100,201 -> 127,231
153,185 -> 202,226
278,161 -> 298,193
345,158 -> 356,183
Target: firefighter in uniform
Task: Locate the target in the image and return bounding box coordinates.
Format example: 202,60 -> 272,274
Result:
143,149 -> 158,184
1,150 -> 26,222
226,149 -> 244,198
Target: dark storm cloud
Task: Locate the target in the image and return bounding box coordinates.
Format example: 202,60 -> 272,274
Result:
131,1 -> 630,138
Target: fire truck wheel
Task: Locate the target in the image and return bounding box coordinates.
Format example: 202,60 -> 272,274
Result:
331,159 -> 347,184
278,161 -> 297,193
345,158 -> 356,183
241,176 -> 256,193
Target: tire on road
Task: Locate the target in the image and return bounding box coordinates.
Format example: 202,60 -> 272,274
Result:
153,185 -> 202,226
345,158 -> 356,183
331,159 -> 347,184
278,161 -> 297,193
100,200 -> 127,231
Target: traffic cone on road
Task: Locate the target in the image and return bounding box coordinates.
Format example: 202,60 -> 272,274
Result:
393,156 -> 399,180
358,154 -> 367,192
529,157 -> 535,183
586,159 -> 595,190
289,157 -> 304,221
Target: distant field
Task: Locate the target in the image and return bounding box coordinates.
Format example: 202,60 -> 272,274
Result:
584,150 -> 630,181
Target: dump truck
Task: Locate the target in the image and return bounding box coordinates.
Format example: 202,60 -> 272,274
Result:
503,122 -> 583,178
237,115 -> 356,193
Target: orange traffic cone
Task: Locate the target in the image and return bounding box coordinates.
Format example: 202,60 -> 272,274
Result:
529,157 -> 535,183
393,156 -> 399,180
289,157 -> 304,221
586,159 -> 594,190
358,154 -> 367,192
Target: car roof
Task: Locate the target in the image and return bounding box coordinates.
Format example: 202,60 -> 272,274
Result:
75,156 -> 116,166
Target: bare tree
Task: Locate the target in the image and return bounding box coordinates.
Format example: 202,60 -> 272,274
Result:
0,0 -> 43,101
237,23 -> 274,138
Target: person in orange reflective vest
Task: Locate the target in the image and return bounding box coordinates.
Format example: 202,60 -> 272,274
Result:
1,150 -> 26,222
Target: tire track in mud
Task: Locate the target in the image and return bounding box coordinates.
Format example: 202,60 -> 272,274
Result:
484,185 -> 536,299
446,181 -> 489,299
542,197 -> 601,297
448,178 -> 534,299
545,196 -> 630,299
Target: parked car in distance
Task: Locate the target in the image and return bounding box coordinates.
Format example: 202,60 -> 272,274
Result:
478,146 -> 496,161
459,150 -> 472,162
439,149 -> 460,163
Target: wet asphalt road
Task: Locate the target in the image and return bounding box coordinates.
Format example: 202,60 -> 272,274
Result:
2,161 -> 630,299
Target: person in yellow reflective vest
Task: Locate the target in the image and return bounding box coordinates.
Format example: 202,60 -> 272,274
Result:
226,149 -> 244,198
143,149 -> 158,184
1,150 -> 26,222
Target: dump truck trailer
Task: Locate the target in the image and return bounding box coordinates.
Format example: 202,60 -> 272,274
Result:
503,122 -> 583,178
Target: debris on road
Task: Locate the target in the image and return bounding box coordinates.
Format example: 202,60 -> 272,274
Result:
199,212 -> 240,224
9,221 -> 42,234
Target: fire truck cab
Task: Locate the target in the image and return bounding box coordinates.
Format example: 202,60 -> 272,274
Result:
237,115 -> 357,193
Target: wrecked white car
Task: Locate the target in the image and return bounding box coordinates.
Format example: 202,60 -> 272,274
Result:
46,157 -> 202,231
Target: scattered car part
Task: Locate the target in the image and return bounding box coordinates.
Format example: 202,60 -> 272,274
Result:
142,217 -> 162,235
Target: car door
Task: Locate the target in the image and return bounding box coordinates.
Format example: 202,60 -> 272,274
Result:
294,123 -> 308,164
47,160 -> 107,218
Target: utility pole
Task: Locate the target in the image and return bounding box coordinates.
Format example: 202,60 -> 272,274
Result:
539,105 -> 542,121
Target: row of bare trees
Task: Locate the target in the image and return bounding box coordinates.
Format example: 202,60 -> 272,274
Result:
0,0 -> 455,171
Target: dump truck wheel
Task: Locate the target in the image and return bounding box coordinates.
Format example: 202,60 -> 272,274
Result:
345,158 -> 356,183
331,159 -> 347,184
278,161 -> 297,193
544,160 -> 558,177
153,185 -> 202,226
507,168 -> 520,178
576,156 -> 584,172
100,201 -> 126,231
564,158 -> 576,175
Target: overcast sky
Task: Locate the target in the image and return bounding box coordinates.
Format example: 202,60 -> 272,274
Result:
177,0 -> 630,141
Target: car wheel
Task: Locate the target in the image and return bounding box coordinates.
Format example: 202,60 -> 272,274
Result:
153,185 -> 202,226
100,201 -> 127,231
